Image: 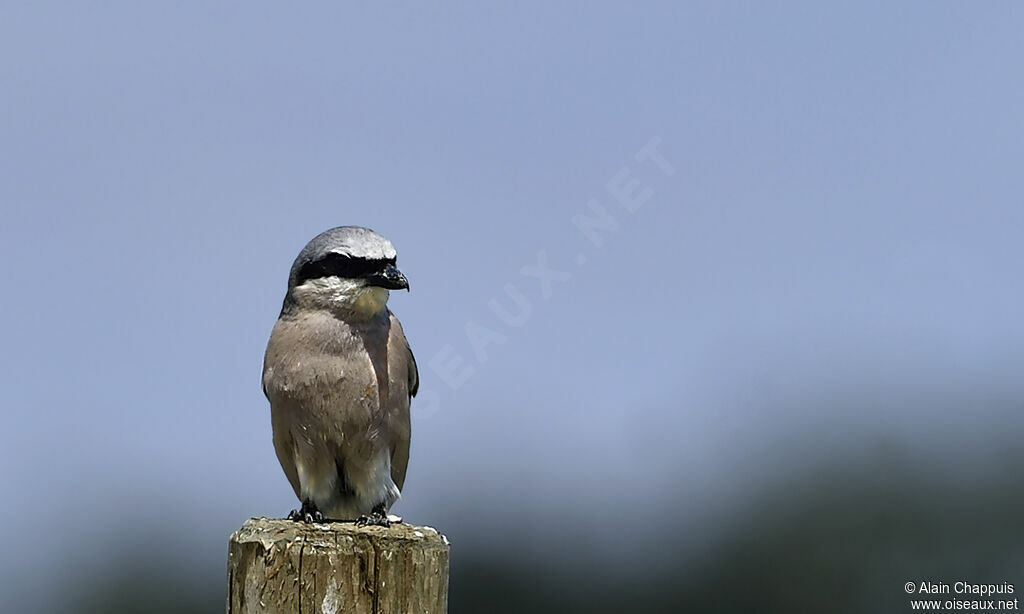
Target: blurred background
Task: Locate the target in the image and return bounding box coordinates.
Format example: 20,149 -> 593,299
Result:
2,3 -> 1023,612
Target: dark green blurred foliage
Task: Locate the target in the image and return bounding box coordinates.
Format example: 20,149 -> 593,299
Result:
450,455 -> 1023,613
61,547 -> 222,614
57,451 -> 1022,614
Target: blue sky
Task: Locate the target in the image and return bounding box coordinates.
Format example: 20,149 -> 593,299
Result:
2,3 -> 1023,608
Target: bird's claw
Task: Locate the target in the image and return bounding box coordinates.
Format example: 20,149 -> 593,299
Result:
355,512 -> 391,527
287,500 -> 324,524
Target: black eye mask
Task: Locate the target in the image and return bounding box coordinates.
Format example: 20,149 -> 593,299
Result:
295,253 -> 397,286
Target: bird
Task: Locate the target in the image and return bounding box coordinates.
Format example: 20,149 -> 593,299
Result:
262,226 -> 418,526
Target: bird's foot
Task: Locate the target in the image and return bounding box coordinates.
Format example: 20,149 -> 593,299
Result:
356,507 -> 391,527
287,499 -> 324,524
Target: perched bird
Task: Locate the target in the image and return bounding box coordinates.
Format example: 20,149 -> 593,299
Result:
262,226 -> 418,525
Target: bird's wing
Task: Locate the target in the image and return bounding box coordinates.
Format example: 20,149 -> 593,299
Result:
388,311 -> 416,491
388,310 -> 418,400
407,342 -> 419,398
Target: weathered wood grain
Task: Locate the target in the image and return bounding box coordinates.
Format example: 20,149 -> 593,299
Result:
227,517 -> 449,614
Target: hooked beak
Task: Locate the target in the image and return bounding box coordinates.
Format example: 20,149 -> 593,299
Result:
367,263 -> 409,291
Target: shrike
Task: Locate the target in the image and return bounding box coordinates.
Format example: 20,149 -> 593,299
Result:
262,226 -> 418,525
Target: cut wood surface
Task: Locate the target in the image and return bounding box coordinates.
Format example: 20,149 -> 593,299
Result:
227,517 -> 449,613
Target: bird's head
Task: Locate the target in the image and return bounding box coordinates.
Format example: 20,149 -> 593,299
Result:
283,226 -> 408,319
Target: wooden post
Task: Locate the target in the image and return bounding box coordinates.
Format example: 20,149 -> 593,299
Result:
227,517 -> 449,614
